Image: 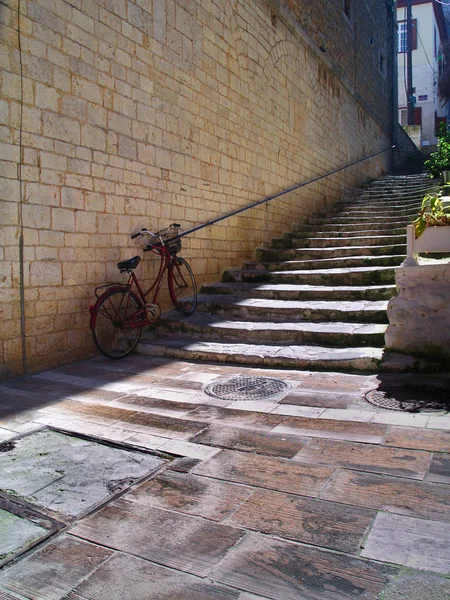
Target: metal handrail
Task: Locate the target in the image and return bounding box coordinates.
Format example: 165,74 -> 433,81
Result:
179,145 -> 395,238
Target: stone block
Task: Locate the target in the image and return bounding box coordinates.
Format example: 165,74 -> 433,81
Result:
62,187 -> 85,209
26,182 -> 60,206
54,66 -> 71,92
30,261 -> 62,287
22,54 -> 53,85
127,2 -> 152,35
108,112 -> 132,136
1,72 -> 22,100
72,77 -> 102,104
0,261 -> 12,288
0,177 -> 19,202
35,82 -> 58,111
42,112 -> 81,145
386,263 -> 450,361
62,262 -> 87,285
22,205 -> 51,229
52,207 -> 76,232
0,99 -> 9,125
65,174 -> 94,190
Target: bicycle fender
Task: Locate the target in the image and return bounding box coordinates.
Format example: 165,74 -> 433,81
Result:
89,285 -> 133,330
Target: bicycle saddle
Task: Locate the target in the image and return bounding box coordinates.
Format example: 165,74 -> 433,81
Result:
117,255 -> 141,272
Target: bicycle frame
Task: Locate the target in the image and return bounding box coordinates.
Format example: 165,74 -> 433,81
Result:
137,245 -> 172,306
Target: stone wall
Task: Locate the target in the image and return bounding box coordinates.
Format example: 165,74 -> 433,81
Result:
0,0 -> 395,377
394,124 -> 422,169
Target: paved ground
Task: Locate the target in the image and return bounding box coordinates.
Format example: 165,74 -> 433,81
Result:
0,354 -> 449,599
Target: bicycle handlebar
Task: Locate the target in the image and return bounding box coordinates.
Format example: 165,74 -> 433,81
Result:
130,224 -> 181,240
132,224 -> 183,256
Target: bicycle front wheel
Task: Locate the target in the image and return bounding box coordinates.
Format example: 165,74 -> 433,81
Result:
168,257 -> 197,315
92,290 -> 143,359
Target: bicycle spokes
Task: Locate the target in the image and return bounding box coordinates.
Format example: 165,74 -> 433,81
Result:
92,290 -> 142,359
169,258 -> 197,315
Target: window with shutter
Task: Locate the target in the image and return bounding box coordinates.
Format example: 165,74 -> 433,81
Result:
398,19 -> 417,53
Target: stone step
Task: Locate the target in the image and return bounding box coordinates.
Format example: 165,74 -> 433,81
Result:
229,265 -> 396,285
333,207 -> 419,217
287,227 -> 407,240
137,337 -> 385,372
301,225 -> 408,234
249,254 -> 405,270
135,171 -> 432,373
200,282 -> 396,301
257,245 -> 406,261
332,195 -> 424,205
194,294 -> 389,323
361,182 -> 435,191
308,215 -> 416,225
278,234 -> 406,249
336,196 -> 426,207
359,187 -> 433,196
157,312 -> 387,346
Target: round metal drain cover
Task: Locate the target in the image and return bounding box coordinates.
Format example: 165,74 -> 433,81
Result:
204,376 -> 290,401
365,388 -> 450,413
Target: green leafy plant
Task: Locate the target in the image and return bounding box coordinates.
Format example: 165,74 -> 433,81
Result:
413,192 -> 450,238
424,123 -> 450,178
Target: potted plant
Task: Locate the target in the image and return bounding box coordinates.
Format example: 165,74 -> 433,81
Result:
413,191 -> 450,237
404,188 -> 450,265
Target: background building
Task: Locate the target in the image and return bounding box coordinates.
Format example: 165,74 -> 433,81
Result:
397,0 -> 448,147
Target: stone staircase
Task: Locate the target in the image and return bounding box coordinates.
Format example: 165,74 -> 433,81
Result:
138,172 -> 438,372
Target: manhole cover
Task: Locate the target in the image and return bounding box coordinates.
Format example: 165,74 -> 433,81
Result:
204,376 -> 290,401
365,388 -> 450,413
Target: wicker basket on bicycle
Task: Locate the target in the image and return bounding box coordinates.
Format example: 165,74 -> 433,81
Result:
150,227 -> 181,256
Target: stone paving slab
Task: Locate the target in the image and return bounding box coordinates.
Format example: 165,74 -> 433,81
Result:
293,438 -> 431,479
226,489 -> 375,553
110,395 -> 201,416
384,426 -> 450,452
361,513 -> 450,574
321,469 -> 450,522
70,500 -> 244,577
211,532 -> 398,600
426,454 -> 450,484
191,424 -> 308,458
0,536 -> 113,600
0,590 -> 22,599
379,572 -> 450,600
66,553 -> 241,600
0,507 -> 52,567
1,356 -> 450,598
271,416 -> 387,444
279,390 -> 358,408
37,399 -> 137,425
122,471 -> 254,521
191,449 -> 334,496
186,405 -> 283,431
117,412 -> 208,440
0,430 -> 165,521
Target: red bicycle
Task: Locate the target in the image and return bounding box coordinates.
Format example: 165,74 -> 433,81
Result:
89,224 -> 197,359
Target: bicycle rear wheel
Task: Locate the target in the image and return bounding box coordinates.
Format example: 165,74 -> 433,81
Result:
92,290 -> 143,359
168,257 -> 197,315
